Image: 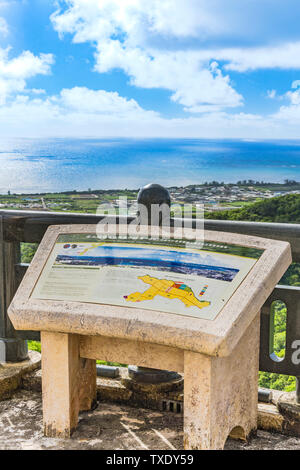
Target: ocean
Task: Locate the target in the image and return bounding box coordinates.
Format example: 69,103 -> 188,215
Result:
0,137 -> 300,194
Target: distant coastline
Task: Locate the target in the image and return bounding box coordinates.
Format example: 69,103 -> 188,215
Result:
1,179 -> 300,196
0,180 -> 299,214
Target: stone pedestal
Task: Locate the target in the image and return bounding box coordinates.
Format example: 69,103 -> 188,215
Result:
40,314 -> 260,449
184,313 -> 260,449
41,332 -> 96,438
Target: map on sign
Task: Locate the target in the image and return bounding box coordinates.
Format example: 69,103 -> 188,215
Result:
124,275 -> 211,310
31,234 -> 264,320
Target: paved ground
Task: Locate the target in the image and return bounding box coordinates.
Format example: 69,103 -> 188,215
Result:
1,389 -> 300,450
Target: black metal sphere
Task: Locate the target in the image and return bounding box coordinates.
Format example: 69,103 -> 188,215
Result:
137,183 -> 171,208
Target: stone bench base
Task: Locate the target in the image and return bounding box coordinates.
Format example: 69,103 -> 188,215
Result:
40,311 -> 260,449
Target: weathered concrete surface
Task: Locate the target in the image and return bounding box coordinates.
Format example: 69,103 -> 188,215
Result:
41,332 -> 97,438
0,389 -> 182,450
21,368 -> 300,439
183,313 -> 260,449
0,351 -> 41,400
1,389 -> 300,450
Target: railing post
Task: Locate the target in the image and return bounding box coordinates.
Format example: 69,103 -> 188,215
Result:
127,183 -> 181,384
296,377 -> 300,404
260,285 -> 300,402
0,216 -> 28,362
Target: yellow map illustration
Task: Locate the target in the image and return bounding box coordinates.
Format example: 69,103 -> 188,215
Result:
124,275 -> 210,309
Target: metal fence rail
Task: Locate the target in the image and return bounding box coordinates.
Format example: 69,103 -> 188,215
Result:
0,209 -> 299,401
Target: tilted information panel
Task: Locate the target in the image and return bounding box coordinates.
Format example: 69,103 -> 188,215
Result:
31,233 -> 264,321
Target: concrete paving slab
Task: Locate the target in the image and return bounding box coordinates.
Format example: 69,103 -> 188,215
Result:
1,389 -> 300,450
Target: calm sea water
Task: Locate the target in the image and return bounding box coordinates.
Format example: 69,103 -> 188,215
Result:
0,138 -> 300,193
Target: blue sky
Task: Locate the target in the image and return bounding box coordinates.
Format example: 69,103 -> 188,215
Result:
1,0 -> 300,138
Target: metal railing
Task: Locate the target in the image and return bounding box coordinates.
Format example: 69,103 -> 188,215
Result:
0,208 -> 299,401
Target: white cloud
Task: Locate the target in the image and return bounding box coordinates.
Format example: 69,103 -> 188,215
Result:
220,42 -> 300,72
51,0 -> 300,113
1,2 -> 300,139
0,84 -> 297,140
51,0 -> 300,47
0,47 -> 54,104
292,80 -> 300,89
94,37 -> 300,75
267,90 -> 276,99
51,0 -> 243,112
30,88 -> 46,95
58,86 -> 154,116
0,86 -> 161,138
96,44 -> 243,110
286,90 -> 300,106
272,82 -> 300,124
52,0 -> 223,42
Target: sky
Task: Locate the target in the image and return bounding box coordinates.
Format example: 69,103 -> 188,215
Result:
1,0 -> 300,139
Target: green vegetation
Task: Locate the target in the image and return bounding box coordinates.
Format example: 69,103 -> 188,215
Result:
281,263 -> 300,287
200,179 -> 300,192
205,193 -> 300,223
219,199 -> 264,208
96,360 -> 127,367
0,188 -> 138,213
27,340 -> 41,353
21,243 -> 38,263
